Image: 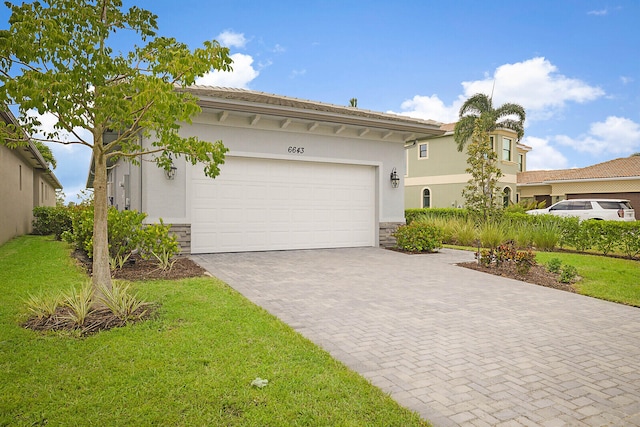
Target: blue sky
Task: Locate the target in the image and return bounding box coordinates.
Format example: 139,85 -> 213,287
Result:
2,1 -> 639,203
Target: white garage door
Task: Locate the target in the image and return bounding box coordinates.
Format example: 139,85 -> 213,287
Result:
191,157 -> 376,253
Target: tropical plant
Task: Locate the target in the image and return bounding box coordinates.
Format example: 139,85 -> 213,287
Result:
61,283 -> 95,327
0,0 -> 232,294
461,118 -> 504,220
25,291 -> 63,319
97,281 -> 149,322
453,93 -> 526,152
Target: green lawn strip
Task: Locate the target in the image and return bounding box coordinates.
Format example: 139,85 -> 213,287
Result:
535,251 -> 640,307
0,236 -> 429,426
444,244 -> 640,307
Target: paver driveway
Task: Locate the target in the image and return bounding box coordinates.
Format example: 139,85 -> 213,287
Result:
192,248 -> 640,426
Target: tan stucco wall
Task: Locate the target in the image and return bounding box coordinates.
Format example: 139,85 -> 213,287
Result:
0,145 -> 36,245
405,131 -> 525,209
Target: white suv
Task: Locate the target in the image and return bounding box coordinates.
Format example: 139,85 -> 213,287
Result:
526,199 -> 636,221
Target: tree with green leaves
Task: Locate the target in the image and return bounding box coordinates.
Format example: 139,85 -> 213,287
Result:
0,0 -> 232,292
461,116 -> 504,220
453,93 -> 525,219
453,93 -> 525,152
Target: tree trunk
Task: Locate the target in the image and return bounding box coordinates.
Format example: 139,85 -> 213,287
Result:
91,135 -> 112,294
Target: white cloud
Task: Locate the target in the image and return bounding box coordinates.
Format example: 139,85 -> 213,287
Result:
588,9 -> 608,16
620,76 -> 634,85
521,136 -> 569,170
393,57 -> 604,124
389,94 -> 462,123
195,53 -> 259,88
217,30 -> 247,48
461,57 -> 605,120
556,116 -> 640,156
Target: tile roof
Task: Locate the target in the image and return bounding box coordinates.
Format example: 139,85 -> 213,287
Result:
182,86 -> 443,127
518,156 -> 640,184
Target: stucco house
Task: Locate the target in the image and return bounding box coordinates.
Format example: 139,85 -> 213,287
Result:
1,109 -> 62,245
404,123 -> 531,209
93,86 -> 444,254
518,155 -> 640,220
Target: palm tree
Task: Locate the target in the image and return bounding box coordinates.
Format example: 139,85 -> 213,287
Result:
453,93 -> 525,152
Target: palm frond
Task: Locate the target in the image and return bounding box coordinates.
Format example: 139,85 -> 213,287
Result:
453,115 -> 477,151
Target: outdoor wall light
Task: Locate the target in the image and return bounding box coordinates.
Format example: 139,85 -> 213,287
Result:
390,167 -> 400,188
165,154 -> 177,180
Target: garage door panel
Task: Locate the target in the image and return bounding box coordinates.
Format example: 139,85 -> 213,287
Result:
191,157 -> 375,253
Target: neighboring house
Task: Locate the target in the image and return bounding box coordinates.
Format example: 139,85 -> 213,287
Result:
90,86 -> 444,254
518,155 -> 640,220
0,109 -> 62,245
404,123 -> 531,209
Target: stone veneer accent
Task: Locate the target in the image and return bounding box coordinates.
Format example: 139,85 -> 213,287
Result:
169,224 -> 191,255
379,222 -> 405,248
171,222 -> 405,253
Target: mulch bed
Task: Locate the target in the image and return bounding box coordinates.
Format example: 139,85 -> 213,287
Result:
457,261 -> 576,293
73,250 -> 208,281
24,252 -> 208,336
389,247 -> 577,293
23,305 -> 155,335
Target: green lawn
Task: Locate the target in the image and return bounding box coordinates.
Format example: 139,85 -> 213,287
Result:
535,251 -> 640,307
0,236 -> 429,426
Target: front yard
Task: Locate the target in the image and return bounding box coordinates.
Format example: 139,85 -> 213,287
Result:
0,236 -> 429,426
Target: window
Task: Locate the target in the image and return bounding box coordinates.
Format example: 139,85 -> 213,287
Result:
490,136 -> 495,151
518,154 -> 524,172
502,138 -> 512,161
419,143 -> 428,159
422,188 -> 431,208
503,187 -> 511,207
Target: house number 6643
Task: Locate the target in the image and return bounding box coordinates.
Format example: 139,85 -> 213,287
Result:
287,146 -> 305,154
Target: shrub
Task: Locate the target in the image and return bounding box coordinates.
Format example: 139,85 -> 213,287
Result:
546,258 -> 563,274
32,206 -> 73,239
619,222 -> 640,259
494,241 -> 517,266
107,209 -> 147,267
393,222 -> 444,253
405,208 -> 469,225
560,265 -> 578,284
138,219 -> 180,270
514,249 -> 536,275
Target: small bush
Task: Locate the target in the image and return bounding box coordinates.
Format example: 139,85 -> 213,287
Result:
514,249 -> 536,275
394,222 -> 444,253
32,206 -> 73,239
619,222 -> 640,259
546,258 -> 563,274
405,208 -> 469,225
139,219 -> 180,270
560,264 -> 578,283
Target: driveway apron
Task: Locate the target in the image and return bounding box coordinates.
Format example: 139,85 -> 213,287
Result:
192,248 -> 640,427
